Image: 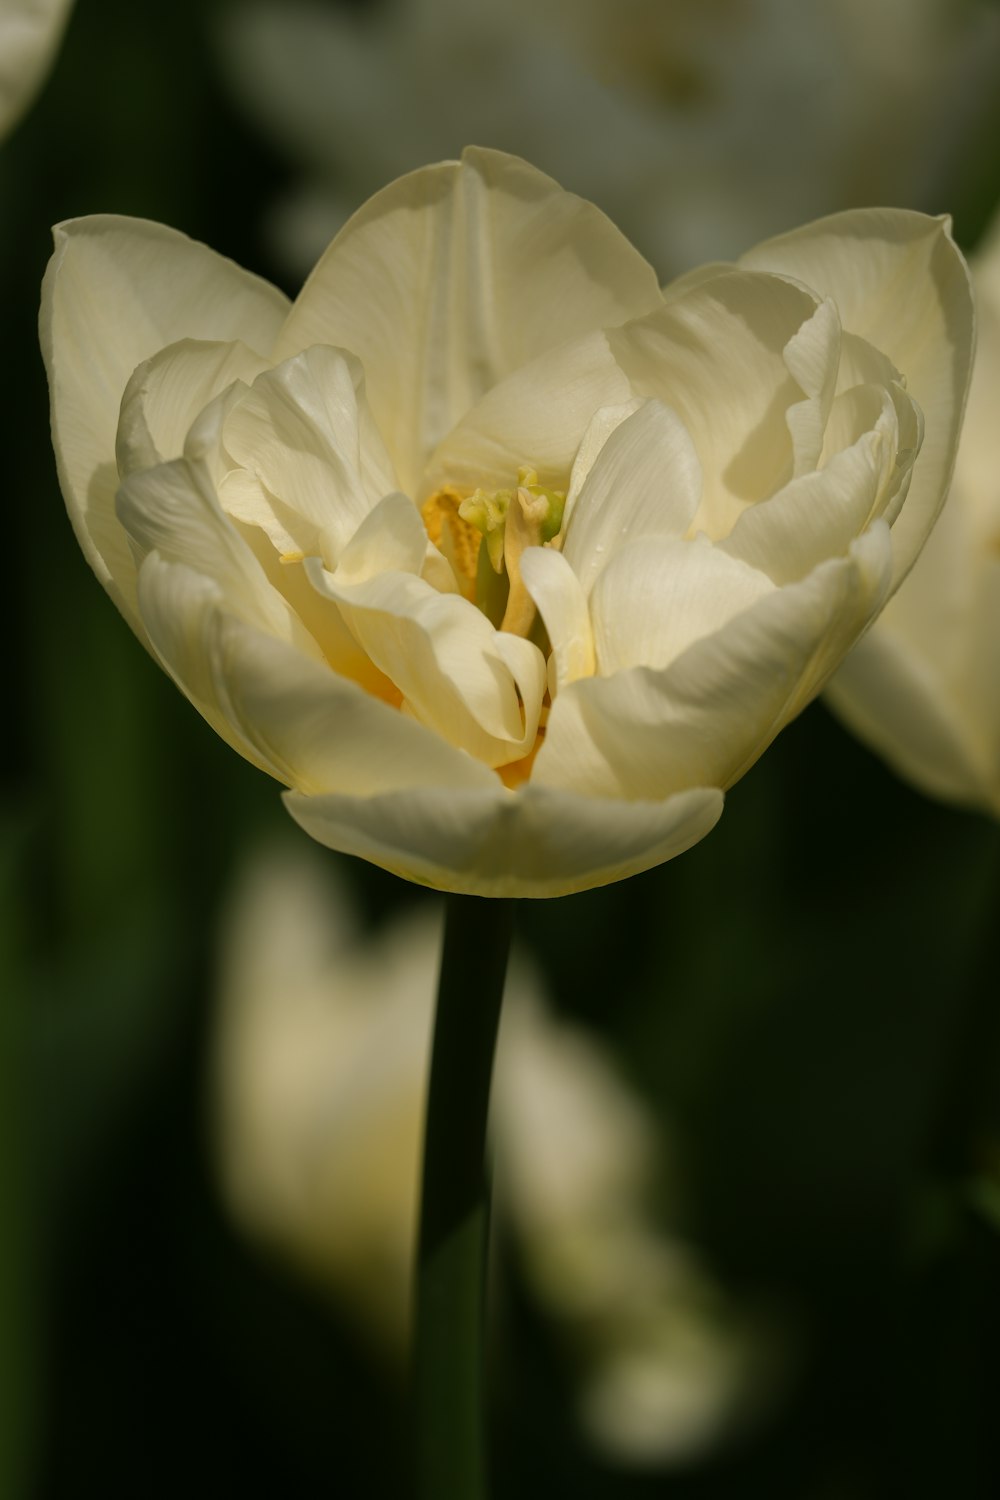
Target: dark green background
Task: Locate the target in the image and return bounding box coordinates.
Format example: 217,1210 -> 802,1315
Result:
3,2 -> 999,1496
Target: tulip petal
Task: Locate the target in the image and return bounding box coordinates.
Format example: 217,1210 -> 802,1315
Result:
334,491 -> 429,583
535,527 -> 892,801
117,456 -> 318,655
308,560 -> 546,766
283,781 -> 724,899
740,208 -> 975,586
826,617 -> 998,813
519,546 -> 594,693
608,270 -> 821,539
565,398 -> 645,503
589,536 -> 774,676
136,554 -> 498,798
221,345 -> 399,564
40,216 -> 290,628
422,331 -> 635,497
782,297 -> 841,476
116,339 -> 271,477
720,387 -> 913,584
561,399 -> 703,592
272,147 -> 663,491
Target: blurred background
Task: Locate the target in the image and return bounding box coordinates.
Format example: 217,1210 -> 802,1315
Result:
3,1 -> 1000,1495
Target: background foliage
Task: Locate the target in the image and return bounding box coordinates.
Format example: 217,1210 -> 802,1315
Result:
3,1 -> 1000,1495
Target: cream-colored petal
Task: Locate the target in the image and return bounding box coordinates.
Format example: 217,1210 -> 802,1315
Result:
740,208 -> 975,587
535,527 -> 892,801
273,148 -> 663,491
825,621 -> 998,814
422,331 -> 634,497
565,398 -> 645,506
720,392 -> 907,585
607,270 -> 820,540
40,215 -> 290,629
116,339 -> 270,477
230,522 -> 400,702
135,553 -> 497,797
782,297 -> 841,476
334,492 -> 428,584
221,345 -> 398,565
117,457 -> 316,654
562,399 -> 702,593
308,561 -> 546,766
589,536 -> 774,676
283,782 -> 724,899
519,546 -> 594,693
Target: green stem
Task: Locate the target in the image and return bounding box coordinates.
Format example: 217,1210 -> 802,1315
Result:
413,893 -> 514,1500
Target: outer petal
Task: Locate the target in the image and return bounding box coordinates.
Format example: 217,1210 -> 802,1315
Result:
272,147 -> 663,491
740,208 -> 975,587
535,527 -> 892,801
40,216 -> 290,629
135,554 -> 499,798
283,782 -> 724,899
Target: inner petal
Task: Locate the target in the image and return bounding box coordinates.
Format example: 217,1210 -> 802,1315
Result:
220,344 -> 398,566
308,559 -> 546,769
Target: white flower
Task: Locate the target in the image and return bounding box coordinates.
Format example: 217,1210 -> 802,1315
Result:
213,840 -> 765,1464
826,215 -> 1000,815
0,0 -> 73,140
41,149 -> 973,896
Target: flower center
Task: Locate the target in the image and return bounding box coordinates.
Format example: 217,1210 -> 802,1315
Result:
421,468 -> 565,637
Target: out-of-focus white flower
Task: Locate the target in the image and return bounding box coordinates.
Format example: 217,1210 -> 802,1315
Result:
40,150 -> 973,896
213,840 -> 765,1465
826,217 -> 1000,815
0,0 -> 73,140
218,0 -> 994,279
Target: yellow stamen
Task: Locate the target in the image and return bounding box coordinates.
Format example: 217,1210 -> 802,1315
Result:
421,487 -> 482,599
454,466 -> 567,639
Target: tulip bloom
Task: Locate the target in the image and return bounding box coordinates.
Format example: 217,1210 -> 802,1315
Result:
41,149 -> 973,896
825,215 -> 1000,816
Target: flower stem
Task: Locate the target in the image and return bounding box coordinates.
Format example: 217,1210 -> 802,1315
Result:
413,893 -> 514,1500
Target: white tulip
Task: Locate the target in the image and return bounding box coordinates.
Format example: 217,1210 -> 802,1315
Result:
826,216 -> 1000,815
41,149 -> 973,895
